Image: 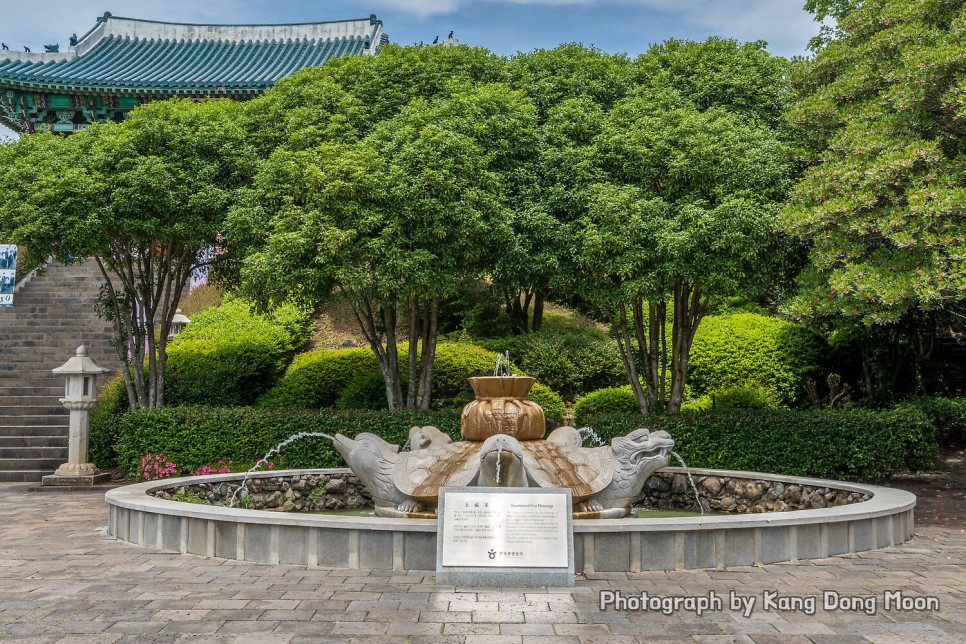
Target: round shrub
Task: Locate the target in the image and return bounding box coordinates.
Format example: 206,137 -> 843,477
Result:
709,384 -> 779,410
574,386 -> 640,425
431,342 -> 508,404
257,348 -> 377,409
686,312 -> 827,406
336,372 -> 402,410
478,327 -> 625,401
165,299 -> 302,406
529,382 -> 566,429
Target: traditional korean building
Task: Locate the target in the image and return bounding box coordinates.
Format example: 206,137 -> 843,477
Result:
0,12 -> 388,134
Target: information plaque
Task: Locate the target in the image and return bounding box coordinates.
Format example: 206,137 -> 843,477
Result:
437,486 -> 574,587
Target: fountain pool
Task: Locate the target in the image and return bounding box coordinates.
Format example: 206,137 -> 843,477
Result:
105,465 -> 915,573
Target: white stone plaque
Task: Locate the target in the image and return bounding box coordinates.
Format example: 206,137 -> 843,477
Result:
440,489 -> 569,568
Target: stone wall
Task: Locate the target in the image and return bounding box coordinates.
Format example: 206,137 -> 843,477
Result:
153,472 -> 371,512
640,471 -> 871,513
153,470 -> 872,515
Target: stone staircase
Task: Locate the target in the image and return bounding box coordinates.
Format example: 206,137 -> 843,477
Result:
0,260 -> 121,482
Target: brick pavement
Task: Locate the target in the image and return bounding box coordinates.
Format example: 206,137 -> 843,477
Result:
0,482 -> 963,643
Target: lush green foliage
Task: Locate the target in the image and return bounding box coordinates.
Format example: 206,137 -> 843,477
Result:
786,0 -> 966,324
116,407 -> 464,475
687,312 -> 827,405
573,386 -> 640,426
0,100 -> 256,408
89,374 -> 131,468
528,382 -> 567,429
477,326 -> 625,401
579,407 -> 937,481
165,300 -> 308,406
897,397 -> 966,443
257,348 -> 377,409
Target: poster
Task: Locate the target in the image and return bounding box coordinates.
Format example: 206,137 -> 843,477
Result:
0,244 -> 17,307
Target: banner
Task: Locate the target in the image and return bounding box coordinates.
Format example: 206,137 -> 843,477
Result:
0,244 -> 17,307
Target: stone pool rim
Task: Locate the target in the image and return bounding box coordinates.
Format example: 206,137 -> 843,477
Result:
104,467 -> 916,572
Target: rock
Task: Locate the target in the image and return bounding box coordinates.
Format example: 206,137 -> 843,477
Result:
671,474 -> 688,494
700,477 -> 721,496
327,478 -> 346,493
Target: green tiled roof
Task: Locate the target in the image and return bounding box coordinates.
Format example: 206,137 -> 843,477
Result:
0,14 -> 384,95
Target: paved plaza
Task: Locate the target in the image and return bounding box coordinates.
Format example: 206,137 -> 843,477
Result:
0,482 -> 964,643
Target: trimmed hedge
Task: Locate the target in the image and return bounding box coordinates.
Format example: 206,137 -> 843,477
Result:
573,386 -> 640,425
577,407 -> 936,482
687,312 -> 826,406
166,300 -> 311,406
897,397 -> 966,443
116,407 -> 464,475
477,327 -> 625,401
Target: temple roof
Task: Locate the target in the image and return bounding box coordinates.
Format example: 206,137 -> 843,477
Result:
0,13 -> 386,96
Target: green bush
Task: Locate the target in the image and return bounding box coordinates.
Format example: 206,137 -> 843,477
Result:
431,342 -> 508,404
577,407 -> 937,481
708,384 -> 779,410
897,397 -> 966,443
687,312 -> 827,406
116,406 -> 464,475
336,372 -> 399,410
89,374 -> 130,468
477,327 -> 625,401
529,382 -> 566,429
574,386 -> 640,425
165,299 -> 307,406
257,347 -> 377,409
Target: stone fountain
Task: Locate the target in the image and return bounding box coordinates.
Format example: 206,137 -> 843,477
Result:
332,375 -> 675,519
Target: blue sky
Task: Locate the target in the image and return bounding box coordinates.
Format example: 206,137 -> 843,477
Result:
0,1 -> 821,139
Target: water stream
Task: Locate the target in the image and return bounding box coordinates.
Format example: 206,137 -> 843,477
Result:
495,442 -> 503,485
229,432 -> 334,508
577,426 -> 605,447
671,451 -> 705,515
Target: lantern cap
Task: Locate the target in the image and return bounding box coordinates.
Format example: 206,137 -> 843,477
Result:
171,308 -> 191,325
52,345 -> 110,376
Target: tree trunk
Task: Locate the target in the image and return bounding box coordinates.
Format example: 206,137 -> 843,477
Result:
667,279 -> 705,414
405,296 -> 420,409
532,292 -> 545,332
614,304 -> 649,415
415,296 -> 439,410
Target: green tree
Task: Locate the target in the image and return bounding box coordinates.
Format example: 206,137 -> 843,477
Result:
502,45 -> 632,332
574,40 -> 793,414
786,0 -> 966,399
0,100 -> 254,408
235,80 -> 532,409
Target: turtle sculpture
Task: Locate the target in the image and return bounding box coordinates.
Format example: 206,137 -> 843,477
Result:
332,423 -> 675,520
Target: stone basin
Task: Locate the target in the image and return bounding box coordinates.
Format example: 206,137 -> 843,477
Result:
104,466 -> 916,573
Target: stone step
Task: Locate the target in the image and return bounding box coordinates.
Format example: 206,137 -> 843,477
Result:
0,386 -> 64,395
0,415 -> 68,427
0,405 -> 66,416
0,436 -> 67,448
0,425 -> 68,437
0,446 -> 68,459
0,457 -> 64,470
0,395 -> 64,406
0,380 -> 69,390
0,470 -> 51,482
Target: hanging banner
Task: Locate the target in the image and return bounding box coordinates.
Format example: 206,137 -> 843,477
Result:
0,244 -> 17,307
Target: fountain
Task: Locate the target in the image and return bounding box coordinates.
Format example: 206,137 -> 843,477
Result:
104,375 -> 917,573
332,376 -> 675,520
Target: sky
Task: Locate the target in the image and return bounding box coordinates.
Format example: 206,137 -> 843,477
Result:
0,1 -> 822,140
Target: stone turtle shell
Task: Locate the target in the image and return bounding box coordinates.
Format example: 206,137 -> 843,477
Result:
393,440 -> 613,504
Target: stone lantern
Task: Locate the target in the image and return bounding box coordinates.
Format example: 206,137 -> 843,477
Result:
168,308 -> 190,340
42,345 -> 111,486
